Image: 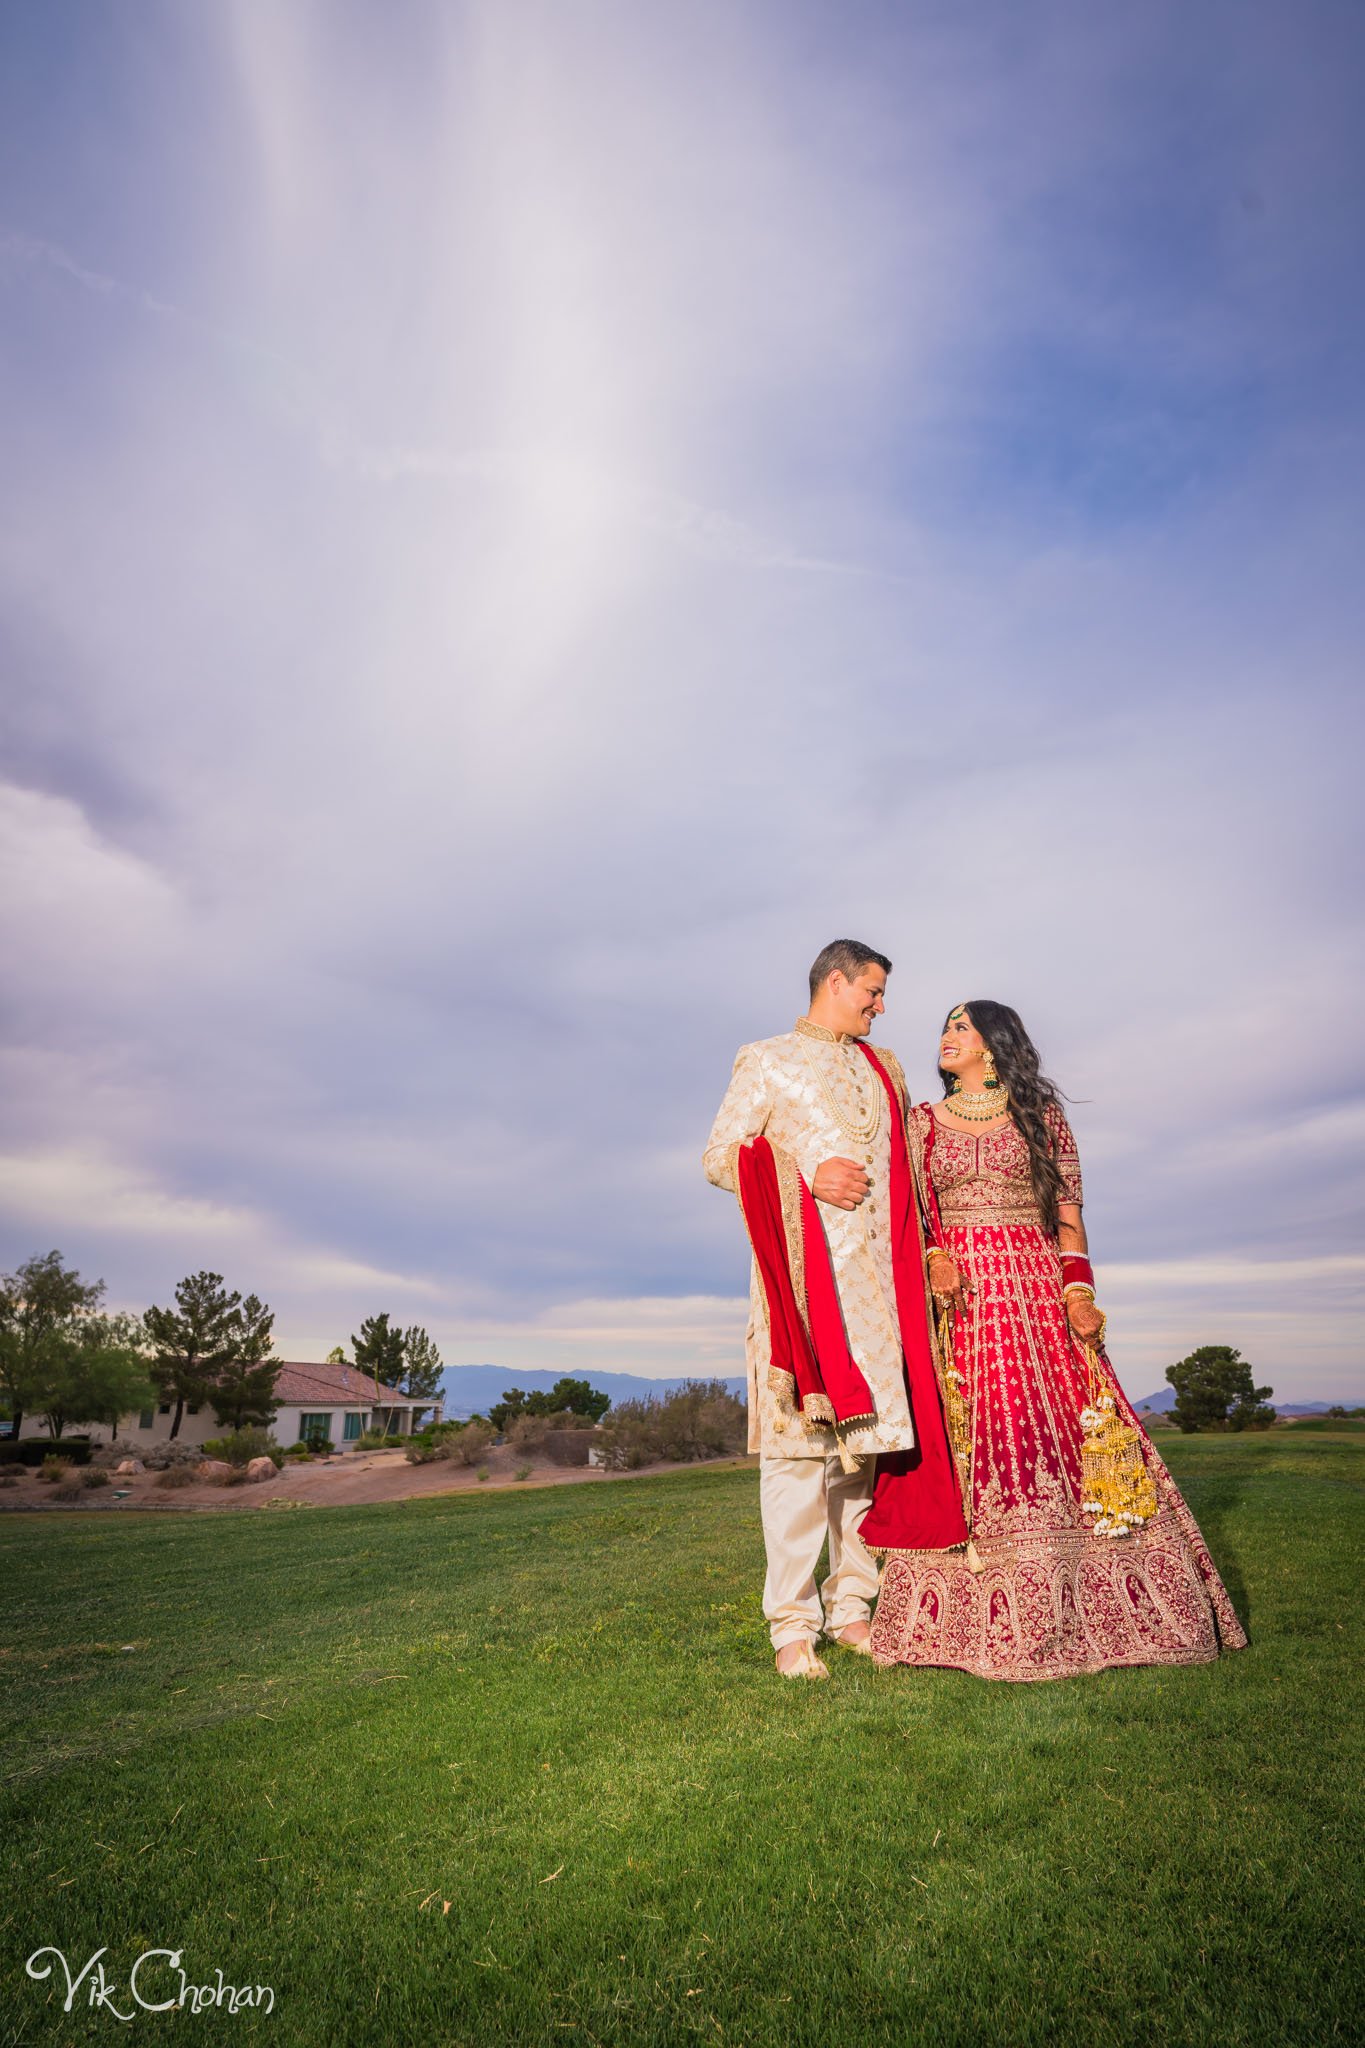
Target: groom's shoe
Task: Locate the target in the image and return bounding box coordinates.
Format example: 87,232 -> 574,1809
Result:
775,1641 -> 830,1680
828,1623 -> 874,1658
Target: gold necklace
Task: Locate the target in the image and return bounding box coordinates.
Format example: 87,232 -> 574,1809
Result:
800,1041 -> 882,1143
945,1087 -> 1010,1125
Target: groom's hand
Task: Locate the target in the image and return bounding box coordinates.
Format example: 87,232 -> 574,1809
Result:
811,1157 -> 870,1209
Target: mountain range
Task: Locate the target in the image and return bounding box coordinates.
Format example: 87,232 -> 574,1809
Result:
1132,1387 -> 1340,1416
438,1367 -> 1339,1422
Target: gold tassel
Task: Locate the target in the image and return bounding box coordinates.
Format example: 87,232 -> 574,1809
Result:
1078,1338 -> 1158,1538
965,1539 -> 985,1576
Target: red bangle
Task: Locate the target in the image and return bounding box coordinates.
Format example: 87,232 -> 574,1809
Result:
1060,1253 -> 1094,1289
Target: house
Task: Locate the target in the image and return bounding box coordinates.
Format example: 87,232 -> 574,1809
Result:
14,1360 -> 440,1450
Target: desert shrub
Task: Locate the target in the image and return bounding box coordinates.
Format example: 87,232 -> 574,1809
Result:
283,1441 -> 312,1462
201,1427 -> 284,1469
452,1420 -> 495,1467
504,1412 -> 551,1450
144,1441 -> 204,1472
92,1442 -> 137,1469
515,1464 -> 532,1481
0,1468 -> 21,1487
219,1468 -> 250,1487
476,1466 -> 490,1482
6,1439 -> 91,1468
80,1467 -> 110,1489
595,1407 -> 655,1470
597,1382 -> 746,1471
405,1419 -> 465,1463
156,1467 -> 196,1489
39,1455 -> 71,1484
406,1432 -> 463,1465
652,1381 -> 747,1461
302,1438 -> 335,1459
53,1480 -> 85,1502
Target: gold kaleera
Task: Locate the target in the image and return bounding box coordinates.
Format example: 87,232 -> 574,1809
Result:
1078,1323 -> 1158,1537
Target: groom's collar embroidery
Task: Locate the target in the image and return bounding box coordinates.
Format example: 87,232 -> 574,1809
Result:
795,1017 -> 853,1045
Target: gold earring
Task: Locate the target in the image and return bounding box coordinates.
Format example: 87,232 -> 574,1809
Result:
982,1047 -> 1001,1089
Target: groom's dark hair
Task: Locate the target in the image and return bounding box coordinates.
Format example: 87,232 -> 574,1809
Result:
808,939 -> 892,1002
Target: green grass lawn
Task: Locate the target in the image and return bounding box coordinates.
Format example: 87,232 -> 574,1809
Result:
2,1429 -> 1361,2047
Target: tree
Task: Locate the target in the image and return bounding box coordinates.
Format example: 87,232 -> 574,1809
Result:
542,1376 -> 611,1422
326,1346 -> 347,1365
207,1294 -> 281,1430
1166,1346 -> 1275,1433
488,1377 -> 611,1430
352,1313 -> 405,1390
0,1251 -> 105,1438
144,1272 -> 241,1438
401,1326 -> 444,1401
38,1312 -> 156,1441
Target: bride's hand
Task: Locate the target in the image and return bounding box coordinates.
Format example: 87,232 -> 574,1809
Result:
1067,1293 -> 1105,1347
927,1249 -> 969,1315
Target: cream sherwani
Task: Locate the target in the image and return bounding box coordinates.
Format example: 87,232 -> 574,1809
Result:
703,1017 -> 918,1648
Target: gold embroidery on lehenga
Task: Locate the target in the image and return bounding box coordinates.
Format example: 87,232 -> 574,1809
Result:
867,1098 -> 1246,1678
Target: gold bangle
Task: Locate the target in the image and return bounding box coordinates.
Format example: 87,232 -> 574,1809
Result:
1063,1282 -> 1095,1299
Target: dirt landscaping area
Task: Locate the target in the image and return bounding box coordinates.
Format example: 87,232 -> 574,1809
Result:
0,1443 -> 757,1514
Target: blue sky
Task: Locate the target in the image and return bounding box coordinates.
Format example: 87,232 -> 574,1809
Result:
1,0 -> 1362,1400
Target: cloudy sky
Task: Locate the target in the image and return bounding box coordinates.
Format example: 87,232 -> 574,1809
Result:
2,0 -> 1362,1402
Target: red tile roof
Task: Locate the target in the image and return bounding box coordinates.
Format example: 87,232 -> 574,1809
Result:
270,1361 -> 423,1407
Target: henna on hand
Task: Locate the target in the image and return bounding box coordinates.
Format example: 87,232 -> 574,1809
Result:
1067,1294 -> 1106,1346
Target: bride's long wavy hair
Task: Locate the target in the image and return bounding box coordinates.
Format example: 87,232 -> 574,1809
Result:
938,1000 -> 1068,1233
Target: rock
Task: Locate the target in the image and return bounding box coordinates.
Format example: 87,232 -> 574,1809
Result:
114,1458 -> 145,1475
245,1457 -> 277,1483
196,1458 -> 233,1479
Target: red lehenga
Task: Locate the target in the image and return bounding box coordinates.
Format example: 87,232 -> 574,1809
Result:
864,1105 -> 1247,1682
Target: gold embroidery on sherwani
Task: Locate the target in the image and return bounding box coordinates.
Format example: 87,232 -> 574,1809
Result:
704,1031 -> 917,1460
770,1143 -> 809,1340
793,1017 -> 853,1044
872,1043 -> 909,1119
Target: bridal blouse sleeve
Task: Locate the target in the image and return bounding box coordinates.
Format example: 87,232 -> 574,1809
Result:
703,1044 -> 771,1193
1046,1104 -> 1084,1205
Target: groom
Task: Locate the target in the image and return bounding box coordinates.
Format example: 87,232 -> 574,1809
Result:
704,940 -> 961,1678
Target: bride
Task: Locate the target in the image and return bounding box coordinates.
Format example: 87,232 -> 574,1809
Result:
861,1000 -> 1247,1681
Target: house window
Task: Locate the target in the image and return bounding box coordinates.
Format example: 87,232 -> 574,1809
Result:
298,1413 -> 333,1447
343,1413 -> 362,1440
158,1403 -> 171,1415
139,1410 -> 154,1430
188,1404 -> 201,1415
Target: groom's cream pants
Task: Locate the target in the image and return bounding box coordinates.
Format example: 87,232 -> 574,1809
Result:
759,1453 -> 880,1650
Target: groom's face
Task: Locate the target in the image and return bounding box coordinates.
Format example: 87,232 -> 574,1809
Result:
830,965 -> 887,1038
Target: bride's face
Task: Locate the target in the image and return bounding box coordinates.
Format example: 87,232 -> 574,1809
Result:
938,1006 -> 987,1080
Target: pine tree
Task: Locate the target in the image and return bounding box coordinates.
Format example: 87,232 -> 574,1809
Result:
207,1295 -> 280,1430
144,1272 -> 241,1438
352,1313 -> 406,1391
401,1326 -> 444,1401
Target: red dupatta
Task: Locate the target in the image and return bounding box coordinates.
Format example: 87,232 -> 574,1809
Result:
734,1135 -> 877,1466
854,1046 -> 970,1552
